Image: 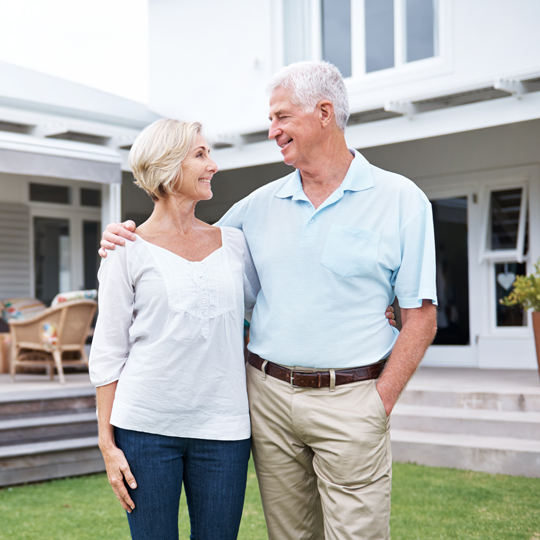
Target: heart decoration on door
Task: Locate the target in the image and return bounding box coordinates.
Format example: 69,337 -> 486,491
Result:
497,272 -> 516,291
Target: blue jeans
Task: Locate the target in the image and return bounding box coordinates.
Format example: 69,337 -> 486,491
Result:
114,427 -> 251,540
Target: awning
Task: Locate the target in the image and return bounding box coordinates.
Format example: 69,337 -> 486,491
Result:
0,132 -> 122,184
0,148 -> 121,184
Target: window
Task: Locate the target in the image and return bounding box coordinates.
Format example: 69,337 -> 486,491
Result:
321,0 -> 352,77
495,262 -> 527,327
405,0 -> 437,62
364,0 -> 438,73
282,0 -> 439,78
81,188 -> 102,208
283,0 -> 312,66
30,183 -> 70,204
480,185 -> 528,263
479,184 -> 529,328
364,0 -> 395,73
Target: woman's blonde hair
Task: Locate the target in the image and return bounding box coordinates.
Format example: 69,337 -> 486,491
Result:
129,118 -> 202,201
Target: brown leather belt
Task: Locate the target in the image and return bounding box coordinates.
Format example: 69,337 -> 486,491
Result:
247,352 -> 386,388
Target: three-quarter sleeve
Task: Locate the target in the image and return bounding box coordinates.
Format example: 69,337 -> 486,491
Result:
394,201 -> 438,309
89,246 -> 136,387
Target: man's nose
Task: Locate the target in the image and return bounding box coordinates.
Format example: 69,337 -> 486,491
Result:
268,123 -> 280,140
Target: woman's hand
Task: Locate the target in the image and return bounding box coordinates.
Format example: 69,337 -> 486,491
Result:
386,305 -> 396,327
100,442 -> 137,513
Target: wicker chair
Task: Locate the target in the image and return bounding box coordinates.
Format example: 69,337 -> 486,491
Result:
9,300 -> 97,384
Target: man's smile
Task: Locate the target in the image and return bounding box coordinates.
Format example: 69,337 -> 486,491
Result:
280,138 -> 293,149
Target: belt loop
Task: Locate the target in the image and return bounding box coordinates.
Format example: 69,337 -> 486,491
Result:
261,360 -> 269,381
329,369 -> 336,392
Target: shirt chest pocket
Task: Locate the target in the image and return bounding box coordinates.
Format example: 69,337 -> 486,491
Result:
321,225 -> 380,277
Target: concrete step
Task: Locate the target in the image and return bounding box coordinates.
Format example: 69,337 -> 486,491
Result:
0,412 -> 98,446
398,388 -> 540,412
0,386 -> 96,420
0,437 -> 104,487
392,405 -> 540,440
391,429 -> 540,478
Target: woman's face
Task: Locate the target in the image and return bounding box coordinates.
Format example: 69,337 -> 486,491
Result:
178,133 -> 218,201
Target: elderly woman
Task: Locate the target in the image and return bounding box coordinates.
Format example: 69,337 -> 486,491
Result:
93,118 -> 397,540
89,118 -> 259,540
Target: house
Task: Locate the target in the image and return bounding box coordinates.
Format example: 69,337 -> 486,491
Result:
145,0 -> 540,370
0,61 -> 158,306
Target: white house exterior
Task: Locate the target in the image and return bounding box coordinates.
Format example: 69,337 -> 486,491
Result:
0,61 -> 158,305
147,0 -> 540,370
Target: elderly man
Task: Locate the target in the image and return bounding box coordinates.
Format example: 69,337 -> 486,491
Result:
100,61 -> 437,540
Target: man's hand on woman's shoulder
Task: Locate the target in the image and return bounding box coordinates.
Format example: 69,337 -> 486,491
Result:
99,220 -> 137,258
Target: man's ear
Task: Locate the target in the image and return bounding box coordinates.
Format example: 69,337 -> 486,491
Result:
318,100 -> 335,128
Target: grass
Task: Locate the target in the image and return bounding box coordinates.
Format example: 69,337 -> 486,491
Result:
0,461 -> 539,539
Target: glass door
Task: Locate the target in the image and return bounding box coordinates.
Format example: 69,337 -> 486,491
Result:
34,217 -> 71,306
421,192 -> 479,367
83,220 -> 101,290
431,197 -> 470,345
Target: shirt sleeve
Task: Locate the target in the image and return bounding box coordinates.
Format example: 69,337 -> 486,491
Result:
89,245 -> 135,387
394,201 -> 438,309
215,196 -> 250,230
240,234 -> 260,322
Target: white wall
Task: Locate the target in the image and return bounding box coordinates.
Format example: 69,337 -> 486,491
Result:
348,0 -> 540,110
149,0 -> 275,136
148,0 -> 540,137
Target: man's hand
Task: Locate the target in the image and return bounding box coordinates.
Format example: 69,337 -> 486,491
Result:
376,300 -> 437,416
99,221 -> 137,258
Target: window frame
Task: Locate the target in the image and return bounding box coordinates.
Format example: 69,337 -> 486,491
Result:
414,164 -> 540,364
476,176 -> 532,335
280,0 -> 447,82
478,181 -> 528,264
26,178 -> 102,300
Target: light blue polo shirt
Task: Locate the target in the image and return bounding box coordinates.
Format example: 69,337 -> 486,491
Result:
217,150 -> 437,369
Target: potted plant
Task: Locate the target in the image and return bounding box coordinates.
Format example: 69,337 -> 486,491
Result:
500,260 -> 540,376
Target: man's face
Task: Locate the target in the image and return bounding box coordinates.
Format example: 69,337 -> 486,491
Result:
268,86 -> 321,169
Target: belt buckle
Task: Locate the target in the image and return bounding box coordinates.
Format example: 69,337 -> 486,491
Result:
290,372 -> 298,388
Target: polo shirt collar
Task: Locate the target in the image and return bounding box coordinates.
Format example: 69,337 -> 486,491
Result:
275,149 -> 374,201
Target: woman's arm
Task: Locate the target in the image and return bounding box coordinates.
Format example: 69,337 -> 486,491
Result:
90,245 -> 139,512
97,382 -> 137,513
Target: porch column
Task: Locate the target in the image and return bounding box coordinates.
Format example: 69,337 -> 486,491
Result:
102,183 -> 122,231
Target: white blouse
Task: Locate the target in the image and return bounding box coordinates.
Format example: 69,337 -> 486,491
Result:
89,227 -> 260,441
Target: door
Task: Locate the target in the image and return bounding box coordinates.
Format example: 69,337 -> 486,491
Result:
34,217 -> 71,306
421,192 -> 479,367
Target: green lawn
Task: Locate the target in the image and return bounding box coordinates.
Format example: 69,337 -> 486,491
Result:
0,461 -> 539,539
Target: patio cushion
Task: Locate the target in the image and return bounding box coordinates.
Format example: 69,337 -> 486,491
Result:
1,297 -> 46,321
51,289 -> 97,307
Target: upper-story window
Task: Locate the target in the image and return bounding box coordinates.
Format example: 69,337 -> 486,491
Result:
321,0 -> 352,77
283,0 -> 439,78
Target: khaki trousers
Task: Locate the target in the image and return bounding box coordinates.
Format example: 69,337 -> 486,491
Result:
246,362 -> 392,540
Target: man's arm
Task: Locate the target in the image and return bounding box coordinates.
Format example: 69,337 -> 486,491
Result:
376,299 -> 437,416
98,196 -> 250,258
99,221 -> 137,258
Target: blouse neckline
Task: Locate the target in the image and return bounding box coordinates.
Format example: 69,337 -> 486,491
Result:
134,227 -> 224,264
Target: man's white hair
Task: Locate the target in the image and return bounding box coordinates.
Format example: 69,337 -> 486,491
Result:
267,61 -> 350,132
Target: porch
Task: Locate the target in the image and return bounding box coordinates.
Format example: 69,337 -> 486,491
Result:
0,366 -> 539,486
